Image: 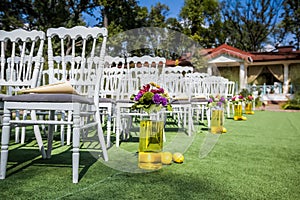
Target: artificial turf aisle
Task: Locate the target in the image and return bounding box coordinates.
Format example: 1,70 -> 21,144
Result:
0,111 -> 299,199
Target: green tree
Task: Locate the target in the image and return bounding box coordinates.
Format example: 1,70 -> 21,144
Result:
0,0 -> 90,31
220,0 -> 284,51
179,0 -> 223,47
280,0 -> 300,50
147,2 -> 169,27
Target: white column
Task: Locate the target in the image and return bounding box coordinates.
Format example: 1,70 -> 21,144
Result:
244,64 -> 248,88
207,64 -> 213,76
239,62 -> 246,90
283,63 -> 289,94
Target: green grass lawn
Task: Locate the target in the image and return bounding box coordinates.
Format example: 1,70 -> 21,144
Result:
0,110 -> 300,199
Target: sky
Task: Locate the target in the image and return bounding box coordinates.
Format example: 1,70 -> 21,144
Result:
83,0 -> 185,27
138,0 -> 185,18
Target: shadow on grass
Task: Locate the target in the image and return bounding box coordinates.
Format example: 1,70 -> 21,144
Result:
4,138 -> 102,182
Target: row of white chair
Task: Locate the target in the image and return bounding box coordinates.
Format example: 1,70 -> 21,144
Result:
96,57 -> 235,147
0,26 -> 108,183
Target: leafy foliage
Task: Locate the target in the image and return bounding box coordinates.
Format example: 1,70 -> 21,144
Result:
180,0 -> 223,47
220,0 -> 284,51
279,0 -> 300,50
0,0 -> 90,31
282,92 -> 300,110
0,0 -> 298,53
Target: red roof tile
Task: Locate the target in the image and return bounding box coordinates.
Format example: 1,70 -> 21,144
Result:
251,51 -> 300,61
205,44 -> 254,63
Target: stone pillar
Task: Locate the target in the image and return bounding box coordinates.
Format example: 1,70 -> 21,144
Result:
239,62 -> 247,90
207,64 -> 213,76
283,63 -> 289,94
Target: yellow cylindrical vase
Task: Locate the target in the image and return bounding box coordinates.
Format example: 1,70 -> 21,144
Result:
210,108 -> 224,134
234,104 -> 243,120
139,120 -> 164,170
245,103 -> 254,114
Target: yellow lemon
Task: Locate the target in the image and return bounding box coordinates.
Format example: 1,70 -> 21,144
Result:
161,152 -> 173,165
222,127 -> 227,133
173,152 -> 184,163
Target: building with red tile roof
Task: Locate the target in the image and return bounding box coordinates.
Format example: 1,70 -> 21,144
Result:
169,44 -> 300,94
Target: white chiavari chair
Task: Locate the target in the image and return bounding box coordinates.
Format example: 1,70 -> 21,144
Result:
0,26 -> 108,183
0,29 -> 45,145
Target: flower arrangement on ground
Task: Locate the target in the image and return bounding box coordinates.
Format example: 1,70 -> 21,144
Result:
207,94 -> 227,108
130,82 -> 172,114
245,94 -> 255,114
231,94 -> 247,120
207,94 -> 227,134
231,94 -> 245,104
245,94 -> 254,103
131,82 -> 172,170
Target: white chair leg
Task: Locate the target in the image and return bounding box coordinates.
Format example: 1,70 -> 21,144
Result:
115,105 -> 121,147
227,103 -> 230,118
15,110 -> 20,143
46,110 -> 55,158
106,107 -> 112,147
72,105 -> 80,184
54,113 -> 58,132
95,110 -> 108,161
30,110 -> 47,159
67,110 -> 72,145
206,108 -> 211,128
0,108 -> 11,179
20,110 -> 28,144
188,106 -> 192,136
60,111 -> 66,146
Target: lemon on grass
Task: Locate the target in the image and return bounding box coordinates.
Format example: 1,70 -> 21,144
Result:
161,152 -> 173,165
222,127 -> 227,133
173,152 -> 184,163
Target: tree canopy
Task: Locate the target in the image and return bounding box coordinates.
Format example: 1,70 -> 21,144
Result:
0,0 -> 298,52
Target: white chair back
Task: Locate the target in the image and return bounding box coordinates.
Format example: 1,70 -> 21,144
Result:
46,26 -> 107,98
0,29 -> 45,94
203,76 -> 229,97
162,66 -> 194,76
226,81 -> 236,99
101,56 -> 126,98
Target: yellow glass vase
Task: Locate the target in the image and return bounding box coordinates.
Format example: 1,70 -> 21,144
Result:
245,102 -> 254,114
138,118 -> 164,170
234,104 -> 247,120
210,107 -> 224,134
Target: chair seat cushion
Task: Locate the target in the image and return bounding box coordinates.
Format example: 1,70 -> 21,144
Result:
3,93 -> 94,104
171,99 -> 191,104
0,94 -> 10,101
99,97 -> 116,103
191,98 -> 208,103
116,99 -> 134,103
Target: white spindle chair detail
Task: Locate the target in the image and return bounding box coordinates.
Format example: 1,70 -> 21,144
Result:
162,73 -> 193,136
0,29 -> 45,144
45,26 -> 107,145
100,56 -> 126,147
